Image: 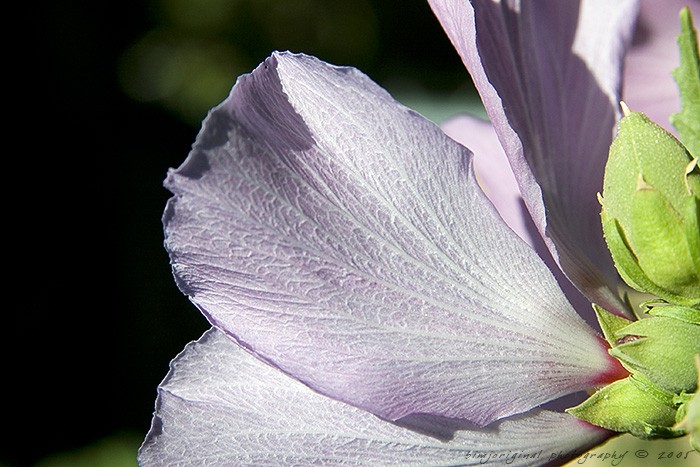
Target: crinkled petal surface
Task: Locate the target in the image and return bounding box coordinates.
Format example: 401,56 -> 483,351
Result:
427,0 -> 638,316
163,52 -> 617,426
139,329 -> 612,466
441,114 -> 530,244
441,115 -> 595,321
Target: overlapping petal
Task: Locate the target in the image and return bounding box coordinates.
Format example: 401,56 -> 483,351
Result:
441,115 -> 595,321
163,51 -> 619,426
427,0 -> 639,316
139,329 -> 612,466
441,115 -> 530,244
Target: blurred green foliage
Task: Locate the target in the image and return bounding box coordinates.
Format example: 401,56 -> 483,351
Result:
118,0 -> 478,124
119,0 -> 380,123
33,433 -> 140,467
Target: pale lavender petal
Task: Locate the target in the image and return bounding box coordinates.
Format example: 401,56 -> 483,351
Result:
441,114 -> 532,245
442,115 -> 596,324
139,329 -> 612,466
623,0 -> 699,132
427,0 -> 638,316
163,52 -> 620,426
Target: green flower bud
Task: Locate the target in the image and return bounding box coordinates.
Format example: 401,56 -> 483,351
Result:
599,105 -> 700,307
567,305 -> 699,441
567,374 -> 681,439
604,305 -> 699,394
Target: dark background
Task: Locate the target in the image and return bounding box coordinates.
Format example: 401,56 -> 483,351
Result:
22,1 -> 474,466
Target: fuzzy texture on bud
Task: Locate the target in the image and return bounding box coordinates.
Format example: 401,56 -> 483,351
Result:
600,108 -> 700,306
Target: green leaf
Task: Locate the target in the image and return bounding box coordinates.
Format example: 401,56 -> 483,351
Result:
671,7 -> 700,159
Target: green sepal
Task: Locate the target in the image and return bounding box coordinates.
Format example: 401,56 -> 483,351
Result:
675,392 -> 695,424
566,375 -> 680,439
671,7 -> 700,159
648,305 -> 700,324
684,193 -> 700,277
674,357 -> 700,452
593,303 -> 634,345
687,159 -> 700,196
641,423 -> 686,439
600,209 -> 659,294
610,315 -> 700,393
594,305 -> 700,391
630,181 -> 700,301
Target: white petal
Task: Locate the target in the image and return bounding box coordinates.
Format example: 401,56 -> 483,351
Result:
140,329 -> 612,466
163,52 -> 618,426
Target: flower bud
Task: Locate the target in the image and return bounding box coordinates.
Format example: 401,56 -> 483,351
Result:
567,305 -> 699,441
606,305 -> 699,394
599,105 -> 700,306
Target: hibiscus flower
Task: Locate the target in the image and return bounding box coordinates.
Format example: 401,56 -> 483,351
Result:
139,0 -> 695,464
